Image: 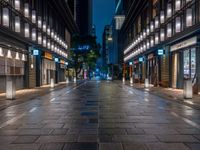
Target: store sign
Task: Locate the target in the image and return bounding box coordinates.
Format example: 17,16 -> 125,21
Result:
33,50 -> 39,56
54,58 -> 59,62
158,49 -> 164,55
129,62 -> 133,65
148,54 -> 154,59
171,36 -> 197,52
60,60 -> 65,64
60,64 -> 65,69
44,52 -> 53,60
139,57 -> 143,62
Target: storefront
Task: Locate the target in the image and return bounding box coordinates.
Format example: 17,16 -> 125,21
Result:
170,36 -> 198,89
147,53 -> 158,86
0,46 -> 27,93
42,52 -> 56,85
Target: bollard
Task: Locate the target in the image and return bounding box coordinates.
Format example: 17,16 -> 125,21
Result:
6,80 -> 16,100
183,79 -> 193,99
130,77 -> 133,84
50,78 -> 55,88
66,77 -> 69,84
145,78 -> 149,88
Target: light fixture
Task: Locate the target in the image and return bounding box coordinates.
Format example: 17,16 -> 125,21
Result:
150,21 -> 154,32
51,30 -> 54,38
22,54 -> 26,61
155,17 -> 159,28
38,32 -> 42,44
0,47 -> 4,57
150,36 -> 154,47
47,26 -> 51,35
186,8 -> 192,27
14,0 -> 20,10
37,16 -> 42,28
143,29 -> 146,38
167,23 -> 172,37
155,33 -> 159,44
15,52 -> 20,60
160,29 -> 165,41
15,16 -> 20,33
146,26 -> 150,35
160,11 -> 165,24
24,3 -> 29,18
32,28 -> 36,41
175,0 -> 181,11
146,39 -> 150,49
43,36 -> 47,47
47,39 -> 51,49
175,17 -> 181,33
167,3 -> 172,18
24,23 -> 30,38
7,50 -> 12,58
32,10 -> 36,23
3,8 -> 9,27
51,42 -> 54,51
43,21 -> 46,32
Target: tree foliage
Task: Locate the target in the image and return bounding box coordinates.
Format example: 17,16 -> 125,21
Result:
70,35 -> 101,77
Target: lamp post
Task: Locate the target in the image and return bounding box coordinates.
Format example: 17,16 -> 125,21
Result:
129,62 -> 133,84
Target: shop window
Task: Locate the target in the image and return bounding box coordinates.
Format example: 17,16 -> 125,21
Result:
3,8 -> 9,27
15,16 -> 20,33
175,0 -> 181,11
14,0 -> 20,11
167,23 -> 172,37
175,17 -> 181,32
167,3 -> 172,18
186,8 -> 192,27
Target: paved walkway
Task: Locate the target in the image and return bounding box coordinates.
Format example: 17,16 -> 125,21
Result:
0,81 -> 83,111
121,81 -> 200,110
0,81 -> 199,149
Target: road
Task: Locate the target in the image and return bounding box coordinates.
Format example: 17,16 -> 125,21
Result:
0,81 -> 199,150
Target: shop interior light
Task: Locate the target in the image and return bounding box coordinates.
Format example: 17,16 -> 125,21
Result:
175,0 -> 181,11
43,36 -> 47,47
167,4 -> 172,18
51,30 -> 54,38
15,52 -> 20,60
38,16 -> 42,28
32,28 -> 36,41
186,9 -> 192,27
176,17 -> 181,32
24,3 -> 29,18
155,33 -> 159,44
160,29 -> 165,41
24,23 -> 30,38
43,21 -> 46,32
151,37 -> 154,47
7,50 -> 12,58
155,17 -> 159,28
160,11 -> 165,24
147,26 -> 150,35
15,16 -> 20,33
47,26 -> 51,35
32,10 -> 36,23
167,23 -> 172,37
47,40 -> 51,49
22,54 -> 25,61
0,47 -> 4,57
38,33 -> 42,44
3,8 -> 9,27
14,0 -> 20,10
150,21 -> 154,32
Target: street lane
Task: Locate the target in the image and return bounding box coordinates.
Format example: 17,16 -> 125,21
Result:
0,81 -> 199,150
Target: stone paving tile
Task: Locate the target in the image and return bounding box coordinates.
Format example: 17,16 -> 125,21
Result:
143,128 -> 178,135
0,136 -> 17,144
112,135 -> 158,142
156,135 -> 199,142
126,128 -> 145,135
50,129 -> 68,135
36,135 -> 78,143
99,135 -> 113,143
99,143 -> 123,150
17,129 -> 52,136
0,144 -> 40,150
99,128 -> 127,135
78,134 -> 98,142
186,143 -> 200,150
12,136 -> 39,144
194,135 -> 200,140
145,143 -> 190,150
63,142 -> 98,150
122,142 -> 148,150
43,123 -> 64,129
39,143 -> 64,150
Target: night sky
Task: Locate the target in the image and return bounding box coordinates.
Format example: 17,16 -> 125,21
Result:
93,0 -> 115,44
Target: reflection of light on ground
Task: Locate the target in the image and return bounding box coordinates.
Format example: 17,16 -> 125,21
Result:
145,88 -> 150,91
29,107 -> 37,113
144,98 -> 149,102
129,90 -> 133,94
184,100 -> 194,105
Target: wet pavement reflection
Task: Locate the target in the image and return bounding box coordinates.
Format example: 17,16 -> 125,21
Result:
0,81 -> 199,149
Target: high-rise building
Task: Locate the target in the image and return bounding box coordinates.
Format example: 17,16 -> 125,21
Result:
0,0 -> 78,93
120,0 -> 200,93
75,0 -> 93,36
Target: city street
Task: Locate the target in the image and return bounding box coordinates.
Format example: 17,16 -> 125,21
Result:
0,81 -> 199,150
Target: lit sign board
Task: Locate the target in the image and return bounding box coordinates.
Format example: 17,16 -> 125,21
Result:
158,49 -> 164,55
139,57 -> 143,62
129,62 -> 133,65
44,52 -> 53,60
33,50 -> 39,56
54,58 -> 59,62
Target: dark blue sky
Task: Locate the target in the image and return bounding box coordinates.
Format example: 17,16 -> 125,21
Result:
93,0 -> 115,44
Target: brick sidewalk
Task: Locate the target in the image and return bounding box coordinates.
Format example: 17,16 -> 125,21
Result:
0,81 -> 84,111
118,81 -> 200,110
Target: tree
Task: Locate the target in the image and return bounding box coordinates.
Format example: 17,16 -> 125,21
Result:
70,35 -> 101,78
